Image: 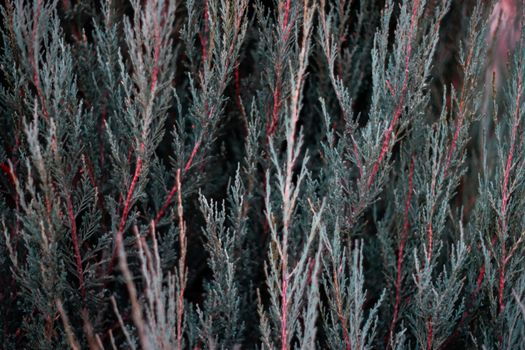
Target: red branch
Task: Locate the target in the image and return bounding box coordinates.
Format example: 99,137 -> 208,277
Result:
0,163 -> 17,185
152,136 -> 201,228
352,137 -> 363,178
498,261 -> 506,314
333,259 -> 351,350
443,45 -> 474,178
199,0 -> 209,63
107,144 -> 144,274
282,0 -> 291,30
99,93 -> 109,168
235,65 -> 241,106
367,0 -> 420,189
281,267 -> 288,350
444,118 -> 464,179
476,261 -> 487,292
153,183 -> 179,227
61,0 -> 70,12
267,82 -> 282,138
426,317 -> 433,350
150,16 -> 161,94
118,155 -> 143,236
66,193 -> 86,300
386,79 -> 395,97
387,156 -> 415,348
184,138 -> 201,173
1,162 -> 20,239
175,169 -> 186,350
234,64 -> 245,119
426,222 -> 434,262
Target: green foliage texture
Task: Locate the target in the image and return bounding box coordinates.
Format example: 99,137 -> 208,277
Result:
2,0 -> 525,349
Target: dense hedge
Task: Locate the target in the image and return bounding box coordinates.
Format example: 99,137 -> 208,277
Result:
1,0 -> 525,349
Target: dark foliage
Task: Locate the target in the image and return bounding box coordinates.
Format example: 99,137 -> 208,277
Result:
1,0 -> 525,349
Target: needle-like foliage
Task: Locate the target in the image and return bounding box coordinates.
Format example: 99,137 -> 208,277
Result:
3,0 -> 525,349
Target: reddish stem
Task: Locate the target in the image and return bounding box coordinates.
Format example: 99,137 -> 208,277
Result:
387,156 -> 415,348
61,0 -> 70,11
99,102 -> 108,168
107,144 -> 144,274
66,193 -> 86,300
234,64 -> 245,119
281,268 -> 288,350
0,163 -> 17,185
498,262 -> 506,314
150,3 -> 161,94
282,0 -> 291,30
333,260 -> 351,350
184,138 -> 201,173
476,264 -> 486,292
150,55 -> 160,95
444,118 -> 463,179
443,45 -> 474,178
154,184 -> 179,227
199,0 -> 209,63
175,169 -> 186,350
426,317 -> 433,350
352,138 -> 363,178
1,162 -> 20,240
152,135 -> 202,228
386,79 -> 395,97
119,155 -> 143,236
426,222 -> 434,262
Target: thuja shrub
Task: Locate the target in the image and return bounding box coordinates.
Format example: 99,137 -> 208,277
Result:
2,0 -> 525,348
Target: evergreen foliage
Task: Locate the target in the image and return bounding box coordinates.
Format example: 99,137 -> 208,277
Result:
1,0 -> 525,348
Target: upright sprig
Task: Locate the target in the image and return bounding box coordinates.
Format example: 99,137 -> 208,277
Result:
197,184 -> 245,348
0,0 -> 99,346
475,9 -> 525,344
321,232 -> 384,350
153,0 -> 249,228
108,169 -> 187,350
258,2 -> 322,349
106,0 -> 178,274
318,0 -> 376,129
